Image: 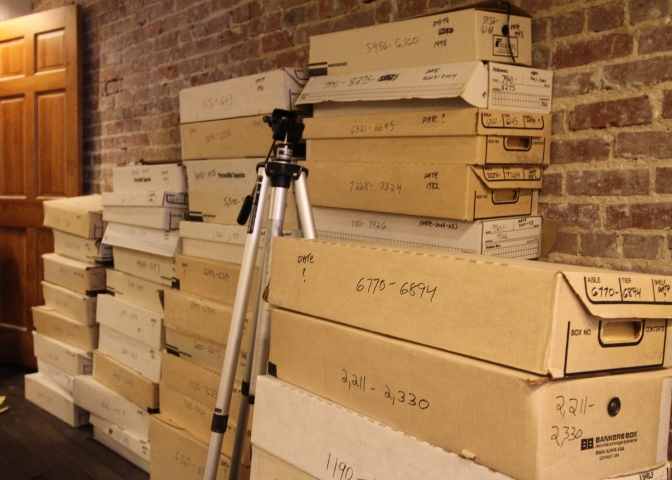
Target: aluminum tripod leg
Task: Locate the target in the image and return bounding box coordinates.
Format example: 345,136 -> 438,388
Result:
203,167 -> 270,480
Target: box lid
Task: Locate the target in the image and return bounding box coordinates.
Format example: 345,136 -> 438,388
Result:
102,191 -> 187,207
43,195 -> 104,238
103,222 -> 180,257
179,221 -> 247,244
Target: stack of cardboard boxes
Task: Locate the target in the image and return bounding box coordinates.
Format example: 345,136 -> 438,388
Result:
299,6 -> 550,260
146,69 -> 305,480
25,195 -> 107,428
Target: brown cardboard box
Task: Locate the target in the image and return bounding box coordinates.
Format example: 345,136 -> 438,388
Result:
43,195 -> 104,239
41,281 -> 97,325
112,164 -> 186,193
269,309 -> 672,480
32,306 -> 98,351
250,448 -> 315,480
53,230 -> 112,264
149,415 -> 250,480
306,161 -> 541,221
161,353 -> 219,408
165,326 -> 250,374
304,109 -> 550,166
106,269 -> 164,314
181,116 -> 273,160
93,351 -> 158,410
308,8 -> 532,76
112,247 -> 175,286
42,253 -> 107,294
270,238 -> 672,378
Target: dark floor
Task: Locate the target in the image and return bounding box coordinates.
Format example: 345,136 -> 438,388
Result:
0,366 -> 149,480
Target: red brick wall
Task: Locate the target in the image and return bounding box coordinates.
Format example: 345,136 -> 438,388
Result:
31,0 -> 672,273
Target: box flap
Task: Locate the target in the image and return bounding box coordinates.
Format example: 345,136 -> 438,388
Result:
297,62 -> 488,107
103,223 -> 180,258
102,191 -> 187,207
472,166 -> 543,189
562,271 -> 672,319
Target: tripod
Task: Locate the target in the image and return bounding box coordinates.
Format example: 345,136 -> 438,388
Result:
203,110 -> 316,480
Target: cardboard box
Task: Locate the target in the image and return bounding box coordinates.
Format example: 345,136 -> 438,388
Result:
179,68 -> 305,123
106,269 -> 164,314
314,208 -> 542,259
102,191 -> 187,230
102,222 -> 180,258
91,415 -> 151,473
98,324 -> 161,383
42,253 -> 107,294
181,115 -> 275,160
73,375 -> 150,439
32,306 -> 98,351
43,195 -> 104,239
41,281 -> 97,325
305,109 -> 550,166
32,331 -> 92,376
270,238 -> 672,378
269,309 -> 672,480
25,373 -> 89,427
297,62 -> 553,114
111,163 -> 186,193
609,465 -> 670,479
38,359 -> 76,394
250,448 -> 316,480
166,327 -> 249,374
111,246 -> 176,286
161,352 -> 219,408
102,190 -> 188,208
149,415 -> 235,480
96,294 -> 163,349
53,230 -> 112,264
308,8 -> 532,76
93,351 -> 159,410
179,221 -> 253,264
306,161 -> 541,221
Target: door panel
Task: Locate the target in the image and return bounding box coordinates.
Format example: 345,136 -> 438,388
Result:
0,6 -> 80,367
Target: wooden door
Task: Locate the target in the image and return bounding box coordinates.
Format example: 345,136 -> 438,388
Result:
0,6 -> 81,368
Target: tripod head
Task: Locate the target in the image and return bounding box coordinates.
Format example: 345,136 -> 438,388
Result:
263,109 -> 304,145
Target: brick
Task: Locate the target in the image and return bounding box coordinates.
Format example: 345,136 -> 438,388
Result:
581,233 -> 619,258
629,0 -> 669,24
615,131 -> 672,159
398,0 -> 428,19
553,33 -> 633,69
551,10 -> 584,37
604,57 -> 672,87
540,203 -> 601,229
542,172 -> 562,196
606,203 -> 672,229
333,10 -> 375,31
656,167 -> 672,193
553,71 -> 598,98
623,234 -> 663,259
318,0 -> 358,17
639,24 -> 672,54
588,1 -> 625,32
566,169 -> 649,196
283,4 -> 317,27
552,111 -> 565,135
532,45 -> 550,69
662,90 -> 672,118
569,96 -> 652,130
551,138 -> 610,164
262,30 -> 292,53
532,17 -> 548,43
553,232 -> 579,255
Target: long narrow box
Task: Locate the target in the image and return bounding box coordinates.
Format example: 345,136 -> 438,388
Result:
53,230 -> 112,264
42,253 -> 106,294
106,269 -> 164,314
91,415 -> 151,473
32,331 -> 92,376
102,191 -> 187,231
98,324 -> 161,383
102,222 -> 180,259
269,309 -> 672,480
25,373 -> 89,427
94,351 -> 159,410
179,221 -> 250,264
112,164 -> 186,193
305,109 -> 550,166
32,306 -> 98,351
179,68 -> 304,123
41,281 -> 97,325
111,247 -> 175,286
38,360 -> 76,394
73,375 -> 150,439
270,238 -> 672,378
297,62 -> 553,114
308,7 -> 532,76
306,162 -> 541,221
314,208 -> 542,259
96,294 -> 162,349
43,195 -> 104,239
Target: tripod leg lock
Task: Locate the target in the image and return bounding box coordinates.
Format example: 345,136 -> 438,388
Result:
210,412 -> 229,434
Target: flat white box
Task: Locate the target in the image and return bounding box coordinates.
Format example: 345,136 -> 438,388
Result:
179,221 -> 254,264
73,375 -> 150,440
98,324 -> 161,382
43,194 -> 104,239
314,208 -> 542,259
112,164 -> 186,193
38,359 -> 76,394
179,68 -> 305,123
103,191 -> 187,231
111,247 -> 176,286
297,62 -> 553,114
97,294 -> 163,349
53,230 -> 112,264
41,281 -> 97,325
32,331 -> 92,376
91,415 -> 151,473
103,222 -> 180,258
106,269 -> 164,314
25,373 -> 89,427
42,253 -> 107,294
